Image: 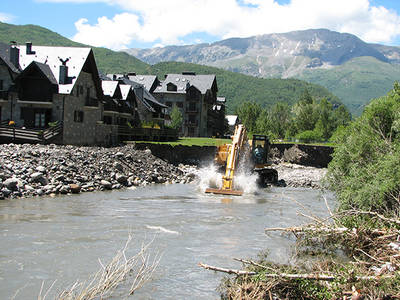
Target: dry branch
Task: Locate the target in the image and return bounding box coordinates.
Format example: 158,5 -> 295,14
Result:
199,262 -> 394,282
264,226 -> 350,235
38,235 -> 160,300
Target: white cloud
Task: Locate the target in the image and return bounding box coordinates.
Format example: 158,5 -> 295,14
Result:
67,0 -> 400,49
0,12 -> 15,23
73,13 -> 141,50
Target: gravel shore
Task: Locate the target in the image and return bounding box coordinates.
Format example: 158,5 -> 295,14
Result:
275,162 -> 327,189
0,144 -> 196,200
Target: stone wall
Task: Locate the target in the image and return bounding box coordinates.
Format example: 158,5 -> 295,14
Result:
62,72 -> 102,145
133,142 -> 334,168
134,143 -> 216,166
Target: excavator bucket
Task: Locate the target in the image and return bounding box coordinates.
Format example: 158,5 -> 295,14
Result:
205,187 -> 244,196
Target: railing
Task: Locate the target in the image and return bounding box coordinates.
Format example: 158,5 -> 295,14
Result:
117,126 -> 178,141
185,107 -> 198,113
185,120 -> 198,126
0,121 -> 63,143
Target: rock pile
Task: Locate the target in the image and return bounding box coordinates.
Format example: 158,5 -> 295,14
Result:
0,144 -> 196,200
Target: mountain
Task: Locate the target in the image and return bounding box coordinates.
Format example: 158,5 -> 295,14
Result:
125,29 -> 400,115
0,22 -> 341,114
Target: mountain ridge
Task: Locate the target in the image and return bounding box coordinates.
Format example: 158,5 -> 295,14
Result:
0,22 -> 341,114
124,28 -> 400,115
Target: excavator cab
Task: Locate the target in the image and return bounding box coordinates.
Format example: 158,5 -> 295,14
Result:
251,135 -> 270,166
250,135 -> 278,186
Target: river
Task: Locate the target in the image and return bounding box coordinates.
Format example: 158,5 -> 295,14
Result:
0,182 -> 335,299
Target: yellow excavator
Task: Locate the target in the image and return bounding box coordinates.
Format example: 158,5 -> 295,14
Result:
205,125 -> 278,196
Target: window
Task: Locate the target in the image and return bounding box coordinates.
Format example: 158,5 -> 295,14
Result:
188,102 -> 196,111
166,101 -> 172,107
167,83 -> 177,92
176,102 -> 183,108
87,87 -> 90,98
34,112 -> 46,128
0,80 -> 3,90
189,114 -> 196,124
74,110 -> 84,123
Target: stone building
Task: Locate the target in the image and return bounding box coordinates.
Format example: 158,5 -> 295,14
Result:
152,72 -> 223,137
107,74 -> 167,128
0,42 -> 114,145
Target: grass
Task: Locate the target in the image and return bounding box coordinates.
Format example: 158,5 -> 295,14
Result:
129,137 -> 232,147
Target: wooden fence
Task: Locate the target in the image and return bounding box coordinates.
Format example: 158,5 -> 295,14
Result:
0,121 -> 63,143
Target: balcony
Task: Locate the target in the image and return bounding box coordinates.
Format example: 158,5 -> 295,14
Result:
185,120 -> 198,127
185,106 -> 198,113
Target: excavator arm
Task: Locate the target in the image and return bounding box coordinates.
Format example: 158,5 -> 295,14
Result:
205,125 -> 247,196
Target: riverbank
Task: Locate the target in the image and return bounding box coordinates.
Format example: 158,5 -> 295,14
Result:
0,144 -> 327,200
0,144 -> 196,200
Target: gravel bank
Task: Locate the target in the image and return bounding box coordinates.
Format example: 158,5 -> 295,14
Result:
0,144 -> 196,200
275,163 -> 327,189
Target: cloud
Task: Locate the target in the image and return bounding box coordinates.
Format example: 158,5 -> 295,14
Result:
67,0 -> 400,49
0,12 -> 15,23
73,13 -> 141,50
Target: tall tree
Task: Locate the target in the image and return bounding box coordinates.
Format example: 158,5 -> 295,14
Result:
235,101 -> 262,133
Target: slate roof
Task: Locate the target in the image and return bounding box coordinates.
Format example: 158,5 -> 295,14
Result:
226,115 -> 239,126
115,77 -> 167,109
127,74 -> 157,92
154,73 -> 216,94
20,61 -> 58,85
102,81 -> 119,97
0,42 -> 20,73
119,84 -> 132,100
18,44 -> 92,95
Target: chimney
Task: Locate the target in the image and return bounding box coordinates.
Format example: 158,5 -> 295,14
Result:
113,74 -> 117,81
26,42 -> 35,55
59,65 -> 68,84
182,71 -> 196,76
9,42 -> 20,69
127,72 -> 136,76
59,57 -> 71,84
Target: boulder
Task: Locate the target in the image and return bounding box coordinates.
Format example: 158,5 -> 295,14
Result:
101,180 -> 112,190
69,184 -> 81,194
3,178 -> 20,191
115,174 -> 128,185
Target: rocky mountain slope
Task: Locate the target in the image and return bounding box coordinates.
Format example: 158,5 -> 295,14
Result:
125,29 -> 400,115
126,29 -> 399,78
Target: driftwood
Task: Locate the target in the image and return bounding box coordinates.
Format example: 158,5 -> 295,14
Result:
199,262 -> 394,281
264,226 -> 350,234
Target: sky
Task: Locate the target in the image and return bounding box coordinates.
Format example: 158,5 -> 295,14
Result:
1,0 -> 400,50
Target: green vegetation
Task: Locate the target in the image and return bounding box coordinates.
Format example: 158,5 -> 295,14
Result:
133,137 -> 231,147
0,22 -> 341,114
236,88 -> 351,142
299,56 -> 400,116
0,22 -> 150,74
149,61 -> 342,114
217,84 -> 400,299
327,81 -> 400,212
170,106 -> 183,130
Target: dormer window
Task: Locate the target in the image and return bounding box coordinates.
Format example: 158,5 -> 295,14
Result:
167,82 -> 177,92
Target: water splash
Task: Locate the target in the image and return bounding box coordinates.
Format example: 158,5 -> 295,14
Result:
195,163 -> 259,195
196,164 -> 222,191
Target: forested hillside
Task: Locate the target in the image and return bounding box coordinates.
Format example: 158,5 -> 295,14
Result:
0,22 -> 150,74
147,62 -> 341,113
0,22 -> 341,113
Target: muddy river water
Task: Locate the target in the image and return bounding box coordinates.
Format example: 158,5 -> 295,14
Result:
0,182 -> 335,299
